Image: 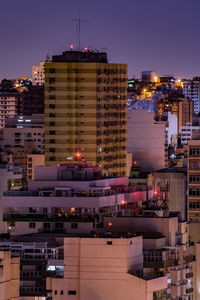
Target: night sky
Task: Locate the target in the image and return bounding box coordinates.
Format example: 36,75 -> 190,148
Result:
1,0 -> 200,80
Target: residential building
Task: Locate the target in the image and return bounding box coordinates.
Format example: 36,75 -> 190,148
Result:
20,85 -> 44,115
127,109 -> 168,171
141,70 -> 157,82
104,215 -> 194,300
187,139 -> 200,221
0,249 -> 20,300
0,91 -> 20,128
0,239 -> 64,299
47,235 -> 168,300
44,50 -> 127,177
0,114 -> 44,153
32,61 -> 45,85
183,77 -> 200,114
26,153 -> 45,181
157,97 -> 193,134
181,125 -> 200,145
2,164 -> 143,235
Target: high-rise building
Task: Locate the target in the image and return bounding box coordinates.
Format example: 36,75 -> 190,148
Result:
183,77 -> 200,115
44,50 -> 127,176
183,77 -> 200,114
32,61 -> 45,85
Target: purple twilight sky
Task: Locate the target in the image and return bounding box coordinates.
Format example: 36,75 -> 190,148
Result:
1,0 -> 200,80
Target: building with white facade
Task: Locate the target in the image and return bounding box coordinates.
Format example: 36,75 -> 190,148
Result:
2,164 -> 145,236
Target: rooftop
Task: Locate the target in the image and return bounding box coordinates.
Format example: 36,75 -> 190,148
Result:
52,50 -> 108,63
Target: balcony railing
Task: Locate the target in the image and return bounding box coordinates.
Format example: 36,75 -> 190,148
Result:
20,286 -> 44,295
186,288 -> 194,294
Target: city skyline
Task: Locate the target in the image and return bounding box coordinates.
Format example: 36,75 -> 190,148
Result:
1,0 -> 200,80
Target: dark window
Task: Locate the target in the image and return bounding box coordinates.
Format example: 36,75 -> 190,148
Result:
49,68 -> 55,73
49,104 -> 55,109
68,291 -> 76,295
50,156 -> 56,161
50,113 -> 56,117
29,222 -> 35,228
54,290 -> 57,295
50,148 -> 56,153
107,241 -> 112,245
71,223 -> 78,229
49,139 -> 55,143
50,130 -> 56,135
49,77 -> 55,84
60,290 -> 64,295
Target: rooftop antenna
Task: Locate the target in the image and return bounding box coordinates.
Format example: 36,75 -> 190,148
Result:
71,2 -> 89,50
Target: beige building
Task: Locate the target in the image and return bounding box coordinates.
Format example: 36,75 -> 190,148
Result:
0,92 -> 19,129
0,249 -> 20,300
27,153 -> 45,181
103,216 -> 194,300
47,236 -> 168,300
187,139 -> 200,221
44,50 -> 127,177
32,61 -> 45,85
127,109 -> 168,171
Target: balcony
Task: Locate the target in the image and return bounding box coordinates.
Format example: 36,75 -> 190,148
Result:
186,288 -> 194,294
184,255 -> 194,263
186,272 -> 193,279
20,286 -> 44,296
143,250 -> 177,268
21,270 -> 43,279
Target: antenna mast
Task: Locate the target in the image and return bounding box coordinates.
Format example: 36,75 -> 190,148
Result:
72,3 -> 88,50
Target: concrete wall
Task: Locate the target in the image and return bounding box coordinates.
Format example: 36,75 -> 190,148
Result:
49,237 -> 167,300
127,110 -> 167,171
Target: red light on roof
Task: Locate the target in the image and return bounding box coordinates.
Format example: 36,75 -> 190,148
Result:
121,200 -> 127,205
154,191 -> 158,195
108,222 -> 112,227
84,47 -> 88,51
70,44 -> 74,49
133,161 -> 137,165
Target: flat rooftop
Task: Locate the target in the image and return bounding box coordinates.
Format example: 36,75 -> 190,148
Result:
52,50 -> 108,63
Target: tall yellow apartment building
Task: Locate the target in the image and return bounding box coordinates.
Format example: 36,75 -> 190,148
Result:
44,50 -> 127,176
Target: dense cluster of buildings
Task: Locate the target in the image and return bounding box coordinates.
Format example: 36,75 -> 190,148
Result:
1,48 -> 200,299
